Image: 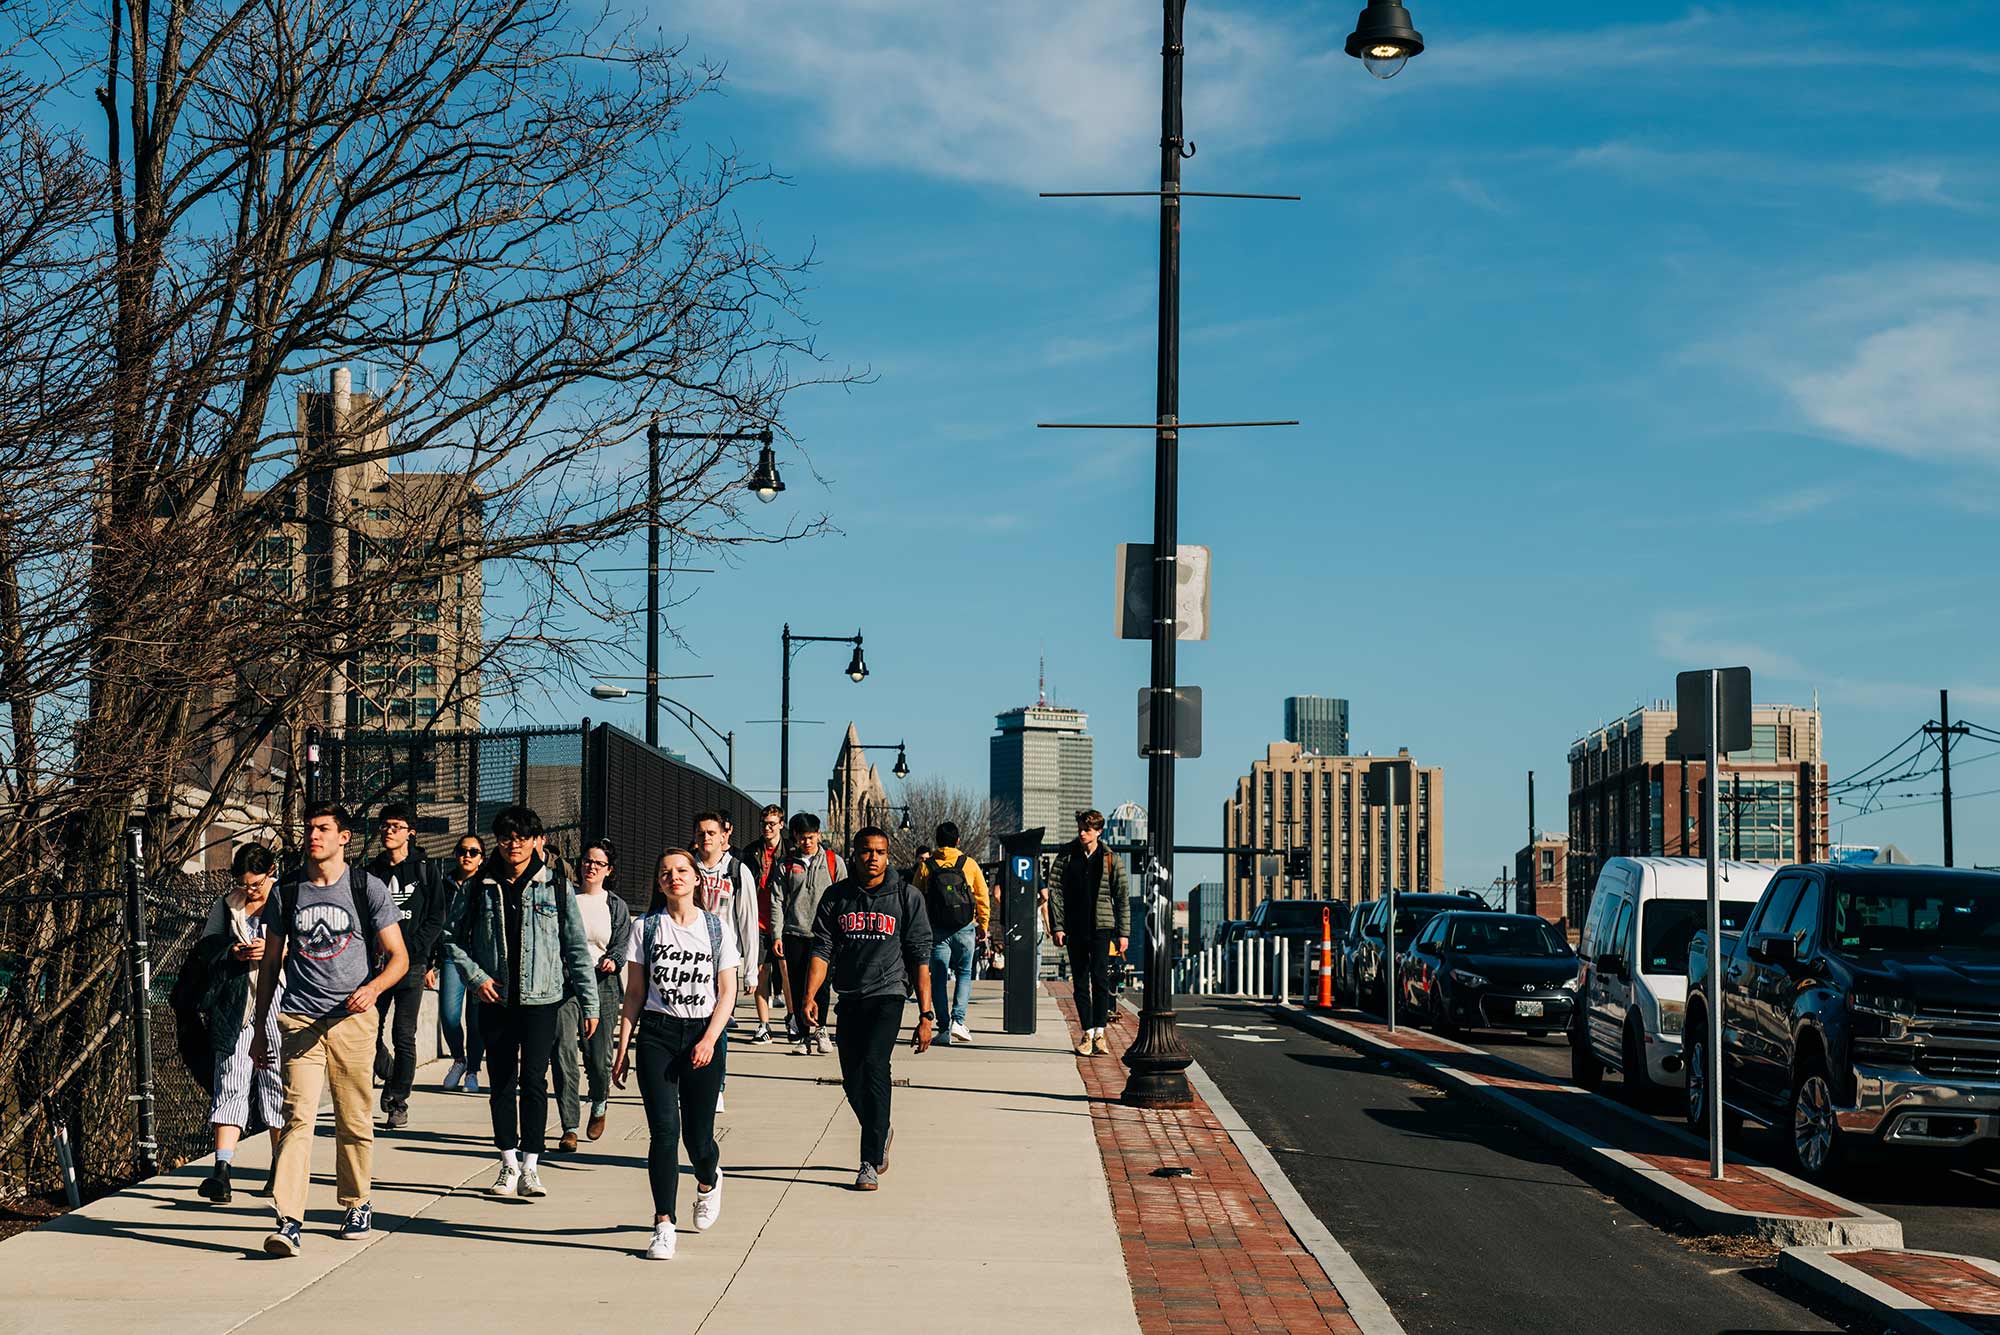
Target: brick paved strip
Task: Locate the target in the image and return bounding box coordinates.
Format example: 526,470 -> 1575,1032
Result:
1781,1247 -> 2000,1335
1845,1250 -> 2000,1317
1049,987 -> 1366,1335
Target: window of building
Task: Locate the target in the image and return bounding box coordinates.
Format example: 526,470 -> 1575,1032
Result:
416,697 -> 438,718
414,665 -> 437,686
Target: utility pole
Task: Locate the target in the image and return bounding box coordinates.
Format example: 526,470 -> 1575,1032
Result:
1527,770 -> 1535,849
1925,689 -> 1968,867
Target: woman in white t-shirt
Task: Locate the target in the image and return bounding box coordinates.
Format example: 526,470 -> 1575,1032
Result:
613,846 -> 740,1261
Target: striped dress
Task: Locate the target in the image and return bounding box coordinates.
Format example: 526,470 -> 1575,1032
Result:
205,901 -> 285,1133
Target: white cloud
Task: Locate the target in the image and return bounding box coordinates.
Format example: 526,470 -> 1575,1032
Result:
668,0 -> 1326,191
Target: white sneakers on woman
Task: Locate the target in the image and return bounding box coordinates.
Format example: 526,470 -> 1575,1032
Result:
693,1174 -> 723,1231
646,1223 -> 677,1260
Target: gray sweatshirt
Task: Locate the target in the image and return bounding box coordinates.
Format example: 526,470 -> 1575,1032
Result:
776,847 -> 847,938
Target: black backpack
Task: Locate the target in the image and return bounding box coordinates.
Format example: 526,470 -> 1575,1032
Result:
922,855 -> 977,935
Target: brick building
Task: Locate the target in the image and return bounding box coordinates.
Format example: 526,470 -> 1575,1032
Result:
1514,835 -> 1570,926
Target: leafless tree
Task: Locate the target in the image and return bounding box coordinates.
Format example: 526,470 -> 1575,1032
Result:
0,0 -> 847,887
885,776 -> 1000,871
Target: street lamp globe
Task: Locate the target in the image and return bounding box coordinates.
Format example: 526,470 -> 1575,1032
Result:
845,643 -> 868,683
589,684 -> 630,701
747,441 -> 785,503
1345,0 -> 1424,79
898,809 -> 911,833
892,745 -> 910,780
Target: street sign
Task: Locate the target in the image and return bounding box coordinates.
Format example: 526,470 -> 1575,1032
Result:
1137,686 -> 1203,758
1115,543 -> 1211,641
1676,666 -> 1752,755
1361,760 -> 1413,807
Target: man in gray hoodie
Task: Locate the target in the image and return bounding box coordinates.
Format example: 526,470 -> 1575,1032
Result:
806,827 -> 932,1191
775,812 -> 845,1054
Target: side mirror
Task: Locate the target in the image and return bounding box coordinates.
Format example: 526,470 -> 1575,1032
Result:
1365,924 -> 1384,939
1596,951 -> 1628,979
1749,934 -> 1796,966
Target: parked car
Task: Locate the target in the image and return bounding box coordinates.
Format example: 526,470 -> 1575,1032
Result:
1685,863 -> 2000,1178
1248,898 -> 1349,996
1400,911 -> 1579,1035
1571,857 -> 1776,1096
1334,898 -> 1377,1007
1349,892 -> 1484,1013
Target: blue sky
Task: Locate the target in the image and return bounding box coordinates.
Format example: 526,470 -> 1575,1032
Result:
500,0 -> 2000,885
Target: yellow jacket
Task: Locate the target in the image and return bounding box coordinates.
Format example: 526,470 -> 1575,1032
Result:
913,847 -> 991,935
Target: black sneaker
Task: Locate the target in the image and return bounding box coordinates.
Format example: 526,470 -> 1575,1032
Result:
752,1024 -> 772,1044
264,1216 -> 303,1257
198,1163 -> 232,1204
339,1203 -> 372,1240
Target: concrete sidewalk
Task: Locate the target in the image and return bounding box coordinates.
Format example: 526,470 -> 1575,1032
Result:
0,984 -> 1136,1335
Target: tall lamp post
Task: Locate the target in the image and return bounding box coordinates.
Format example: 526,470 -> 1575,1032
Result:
590,683 -> 739,784
645,423 -> 785,748
781,627 -> 868,817
837,738 -> 910,853
1117,0 -> 1428,1110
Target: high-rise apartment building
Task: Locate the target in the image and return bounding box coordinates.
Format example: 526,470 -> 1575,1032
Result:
1222,742 -> 1444,920
990,692 -> 1093,850
1284,696 -> 1350,757
1566,699 -> 1827,923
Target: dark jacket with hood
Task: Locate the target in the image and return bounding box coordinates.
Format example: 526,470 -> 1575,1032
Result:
1047,837 -> 1131,937
810,870 -> 932,1001
367,848 -> 450,987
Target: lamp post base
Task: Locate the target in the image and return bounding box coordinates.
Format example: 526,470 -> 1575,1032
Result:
1120,1007 -> 1195,1108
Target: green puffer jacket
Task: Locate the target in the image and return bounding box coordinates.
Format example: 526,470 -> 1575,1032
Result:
1048,838 -> 1130,937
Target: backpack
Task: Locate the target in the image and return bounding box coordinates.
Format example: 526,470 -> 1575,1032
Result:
923,854 -> 977,935
641,908 -> 726,1010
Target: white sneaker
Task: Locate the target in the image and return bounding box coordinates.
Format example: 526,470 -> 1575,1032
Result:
949,1022 -> 973,1044
714,1091 -> 725,1114
794,1038 -> 813,1055
815,1029 -> 833,1055
693,1174 -> 723,1231
463,1072 -> 481,1095
646,1222 -> 677,1260
519,1165 -> 546,1198
443,1061 -> 466,1091
487,1162 -> 521,1197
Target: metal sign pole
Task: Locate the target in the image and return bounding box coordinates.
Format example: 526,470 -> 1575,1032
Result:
1386,795 -> 1398,1034
1706,667 -> 1725,1180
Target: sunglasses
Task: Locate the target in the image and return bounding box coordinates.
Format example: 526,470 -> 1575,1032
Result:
456,848 -> 483,858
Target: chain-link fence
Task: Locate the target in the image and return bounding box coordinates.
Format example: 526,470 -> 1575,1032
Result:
322,723 -> 588,864
585,723 -> 761,912
0,870 -> 228,1207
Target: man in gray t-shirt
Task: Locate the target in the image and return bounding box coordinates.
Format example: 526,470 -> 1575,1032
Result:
263,869 -> 397,1019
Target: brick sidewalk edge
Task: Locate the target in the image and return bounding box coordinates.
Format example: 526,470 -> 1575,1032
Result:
1780,1248 -> 2000,1335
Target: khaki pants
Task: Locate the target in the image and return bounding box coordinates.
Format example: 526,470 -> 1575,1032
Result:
271,1010 -> 377,1219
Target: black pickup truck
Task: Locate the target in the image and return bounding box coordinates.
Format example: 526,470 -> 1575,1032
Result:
1685,863 -> 2000,1178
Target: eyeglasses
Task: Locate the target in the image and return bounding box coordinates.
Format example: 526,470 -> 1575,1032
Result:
494,833 -> 532,846
381,822 -> 412,834
581,858 -> 610,870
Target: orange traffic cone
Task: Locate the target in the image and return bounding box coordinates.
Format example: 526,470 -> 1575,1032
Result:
1317,906 -> 1335,1009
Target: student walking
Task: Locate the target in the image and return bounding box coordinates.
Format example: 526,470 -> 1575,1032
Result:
366,804 -> 449,1128
189,844 -> 284,1204
804,827 -> 932,1191
553,839 -> 629,1150
912,822 -> 990,1046
612,847 -> 739,1260
437,836 -> 487,1093
444,805 -> 597,1200
252,804 -> 409,1256
691,812 -> 756,1108
740,805 -> 789,1043
1046,809 -> 1129,1057
775,813 -> 844,1055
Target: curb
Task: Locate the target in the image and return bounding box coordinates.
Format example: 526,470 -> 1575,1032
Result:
1271,1004 -> 1902,1250
1780,1247 -> 2000,1335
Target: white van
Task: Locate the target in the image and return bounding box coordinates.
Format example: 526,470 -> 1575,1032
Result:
1571,857 -> 1776,1093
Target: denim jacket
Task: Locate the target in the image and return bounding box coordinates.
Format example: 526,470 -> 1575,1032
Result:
445,858 -> 596,1007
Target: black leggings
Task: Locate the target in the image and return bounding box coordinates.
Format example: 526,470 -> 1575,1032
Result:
1067,930 -> 1116,1030
635,1012 -> 724,1221
835,995 -> 904,1168
480,1001 -> 559,1154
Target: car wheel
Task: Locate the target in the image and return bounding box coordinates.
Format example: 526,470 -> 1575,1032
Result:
1432,994 -> 1459,1038
1622,1015 -> 1657,1100
1788,1056 -> 1845,1179
1571,1016 -> 1604,1092
1684,1030 -> 1740,1138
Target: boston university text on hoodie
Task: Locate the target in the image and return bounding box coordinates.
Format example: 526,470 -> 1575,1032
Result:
809,872 -> 932,1000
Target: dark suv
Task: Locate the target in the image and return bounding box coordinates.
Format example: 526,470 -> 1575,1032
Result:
1686,864 -> 2000,1177
1249,898 -> 1350,996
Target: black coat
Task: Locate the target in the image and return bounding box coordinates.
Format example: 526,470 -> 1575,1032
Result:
367,850 -> 450,981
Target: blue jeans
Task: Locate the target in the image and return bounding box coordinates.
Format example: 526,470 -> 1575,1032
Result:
438,962 -> 485,1073
930,922 -> 977,1036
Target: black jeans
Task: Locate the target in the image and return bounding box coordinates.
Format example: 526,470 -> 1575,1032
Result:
1067,930 -> 1116,1030
480,1000 -> 560,1154
635,1012 -> 724,1221
835,994 -> 904,1168
380,983 -> 424,1106
782,934 -> 830,1033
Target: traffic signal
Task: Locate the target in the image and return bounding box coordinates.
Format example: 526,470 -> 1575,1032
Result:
1285,848 -> 1309,880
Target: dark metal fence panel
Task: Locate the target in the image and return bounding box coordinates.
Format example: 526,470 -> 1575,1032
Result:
325,724 -> 587,863
586,724 -> 761,913
0,871 -> 228,1206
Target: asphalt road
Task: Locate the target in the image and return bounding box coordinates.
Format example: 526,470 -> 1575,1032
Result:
1429,1021 -> 2000,1258
1175,999 -> 1856,1335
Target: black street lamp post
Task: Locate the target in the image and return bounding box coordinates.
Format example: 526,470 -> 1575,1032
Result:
646,423 -> 783,749
837,738 -> 910,852
1116,0 -> 1427,1109
780,626 -> 867,817
590,682 -> 738,784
